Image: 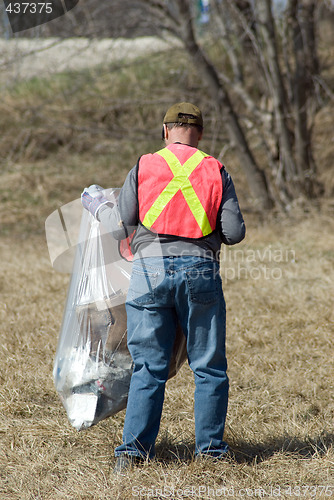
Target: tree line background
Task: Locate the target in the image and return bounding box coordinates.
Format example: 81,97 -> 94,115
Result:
1,0 -> 333,212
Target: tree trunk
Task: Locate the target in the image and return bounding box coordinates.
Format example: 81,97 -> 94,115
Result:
255,0 -> 297,194
287,0 -> 319,196
176,0 -> 273,209
140,0 -> 325,210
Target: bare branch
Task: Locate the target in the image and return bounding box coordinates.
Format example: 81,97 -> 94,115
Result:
210,0 -> 244,83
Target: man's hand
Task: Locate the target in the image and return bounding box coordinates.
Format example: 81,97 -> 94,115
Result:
81,185 -> 113,218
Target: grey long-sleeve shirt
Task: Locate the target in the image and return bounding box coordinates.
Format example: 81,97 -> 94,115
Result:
98,159 -> 245,261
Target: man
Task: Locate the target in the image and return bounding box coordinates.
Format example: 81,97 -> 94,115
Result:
81,102 -> 245,473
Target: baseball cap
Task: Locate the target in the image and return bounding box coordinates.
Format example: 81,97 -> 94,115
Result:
163,102 -> 203,128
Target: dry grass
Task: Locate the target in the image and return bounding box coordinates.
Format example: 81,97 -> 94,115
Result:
1,34 -> 334,500
1,206 -> 334,499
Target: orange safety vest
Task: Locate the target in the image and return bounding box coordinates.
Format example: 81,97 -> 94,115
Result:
137,143 -> 223,239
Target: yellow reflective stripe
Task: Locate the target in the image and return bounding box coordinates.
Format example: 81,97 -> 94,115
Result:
142,148 -> 213,236
180,176 -> 213,237
168,149 -> 213,236
142,149 -> 185,228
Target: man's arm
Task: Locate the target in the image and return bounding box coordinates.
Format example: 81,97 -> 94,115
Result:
219,170 -> 246,245
97,165 -> 139,240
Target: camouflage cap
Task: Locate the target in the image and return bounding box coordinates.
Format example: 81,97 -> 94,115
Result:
163,102 -> 203,128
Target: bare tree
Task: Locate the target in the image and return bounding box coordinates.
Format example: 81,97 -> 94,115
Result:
6,0 -> 330,210
136,0 -> 330,210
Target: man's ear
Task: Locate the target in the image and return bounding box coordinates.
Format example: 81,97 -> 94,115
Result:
162,124 -> 168,141
198,128 -> 203,142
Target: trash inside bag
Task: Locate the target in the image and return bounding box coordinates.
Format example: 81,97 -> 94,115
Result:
48,188 -> 187,430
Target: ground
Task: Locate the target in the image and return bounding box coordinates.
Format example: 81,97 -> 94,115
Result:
0,35 -> 333,500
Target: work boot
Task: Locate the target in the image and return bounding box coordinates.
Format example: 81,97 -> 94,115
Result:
113,454 -> 144,475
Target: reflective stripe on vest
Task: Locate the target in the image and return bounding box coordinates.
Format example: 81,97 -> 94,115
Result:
142,147 -> 214,237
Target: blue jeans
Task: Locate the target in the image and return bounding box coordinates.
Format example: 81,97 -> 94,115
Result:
114,256 -> 229,459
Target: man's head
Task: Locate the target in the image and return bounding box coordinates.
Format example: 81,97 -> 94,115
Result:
162,102 -> 203,147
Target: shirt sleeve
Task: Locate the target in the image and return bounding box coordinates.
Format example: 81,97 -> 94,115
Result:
97,165 -> 139,240
219,169 -> 246,245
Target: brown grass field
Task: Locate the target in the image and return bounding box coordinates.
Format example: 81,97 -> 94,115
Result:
0,37 -> 334,499
1,207 -> 334,499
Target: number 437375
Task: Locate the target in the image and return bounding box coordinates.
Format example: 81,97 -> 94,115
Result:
6,3 -> 53,14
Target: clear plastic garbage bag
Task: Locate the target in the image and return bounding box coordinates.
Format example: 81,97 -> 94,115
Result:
46,188 -> 187,430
